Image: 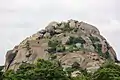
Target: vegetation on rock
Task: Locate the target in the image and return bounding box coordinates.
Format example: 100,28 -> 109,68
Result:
3,59 -> 68,80
47,36 -> 86,53
48,39 -> 65,53
89,36 -> 100,43
66,36 -> 86,45
1,59 -> 120,80
92,61 -> 120,80
3,20 -> 118,80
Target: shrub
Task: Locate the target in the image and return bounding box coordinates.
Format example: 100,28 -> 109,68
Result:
92,68 -> 120,80
66,45 -> 75,52
93,43 -> 104,57
89,36 -> 100,43
71,75 -> 89,80
48,39 -> 62,53
50,54 -> 57,60
104,51 -> 110,59
3,59 -> 120,80
3,59 -> 69,80
47,47 -> 56,53
56,45 -> 65,52
65,66 -> 90,80
92,62 -> 120,80
48,39 -> 61,48
66,36 -> 85,45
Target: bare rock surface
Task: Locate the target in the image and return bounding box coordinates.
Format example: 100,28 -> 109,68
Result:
4,20 -> 118,72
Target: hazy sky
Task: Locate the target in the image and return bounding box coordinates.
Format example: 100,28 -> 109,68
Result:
0,0 -> 119,65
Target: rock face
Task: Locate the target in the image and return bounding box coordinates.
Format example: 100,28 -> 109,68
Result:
4,19 -> 118,72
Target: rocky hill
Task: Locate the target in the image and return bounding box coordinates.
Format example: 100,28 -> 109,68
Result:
4,19 -> 118,72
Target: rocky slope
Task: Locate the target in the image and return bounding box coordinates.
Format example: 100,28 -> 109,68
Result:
4,19 -> 118,72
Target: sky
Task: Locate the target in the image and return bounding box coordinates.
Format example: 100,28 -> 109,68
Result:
0,0 -> 119,65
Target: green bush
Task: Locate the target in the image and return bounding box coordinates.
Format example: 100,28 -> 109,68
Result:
66,36 -> 85,45
93,43 -> 103,57
3,59 -> 69,80
47,47 -> 56,53
65,66 -> 90,80
3,59 -> 120,80
56,45 -> 65,52
93,43 -> 111,59
104,51 -> 110,59
48,39 -> 61,48
3,70 -> 16,80
50,54 -> 57,60
92,68 -> 120,80
100,61 -> 120,71
48,36 -> 86,53
71,75 -> 89,80
92,62 -> 120,80
89,36 -> 100,43
66,45 -> 75,52
48,39 -> 62,53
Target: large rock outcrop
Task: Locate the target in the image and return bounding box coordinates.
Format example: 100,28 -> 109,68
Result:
4,19 -> 118,72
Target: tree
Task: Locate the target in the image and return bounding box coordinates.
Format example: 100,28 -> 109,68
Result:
92,62 -> 120,80
92,68 -> 120,80
48,39 -> 62,53
71,75 -> 89,80
65,65 -> 90,80
3,59 -> 69,80
33,59 -> 68,80
3,59 -> 120,80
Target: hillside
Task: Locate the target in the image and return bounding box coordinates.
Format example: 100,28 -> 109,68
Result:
4,19 -> 118,73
